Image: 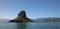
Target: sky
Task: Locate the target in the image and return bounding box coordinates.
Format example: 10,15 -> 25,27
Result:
0,0 -> 60,19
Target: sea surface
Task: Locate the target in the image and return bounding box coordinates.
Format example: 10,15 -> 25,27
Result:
0,19 -> 60,29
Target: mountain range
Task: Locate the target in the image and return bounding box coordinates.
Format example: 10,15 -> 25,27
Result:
34,17 -> 60,22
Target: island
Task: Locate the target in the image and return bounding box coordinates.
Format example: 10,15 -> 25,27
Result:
9,10 -> 33,22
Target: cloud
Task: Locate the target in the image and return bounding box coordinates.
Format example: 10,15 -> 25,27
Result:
0,16 -> 13,19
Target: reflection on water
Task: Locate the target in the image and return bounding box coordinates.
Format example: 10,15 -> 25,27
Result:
0,22 -> 27,29
0,22 -> 60,29
16,23 -> 26,29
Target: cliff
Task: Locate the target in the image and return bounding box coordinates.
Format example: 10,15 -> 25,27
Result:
9,10 -> 33,22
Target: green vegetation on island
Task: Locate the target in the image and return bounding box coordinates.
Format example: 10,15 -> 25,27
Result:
9,10 -> 33,22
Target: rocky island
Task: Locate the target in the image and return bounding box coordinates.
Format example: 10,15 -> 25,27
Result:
9,10 -> 33,22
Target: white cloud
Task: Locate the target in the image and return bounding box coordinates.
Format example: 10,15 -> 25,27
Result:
0,16 -> 14,19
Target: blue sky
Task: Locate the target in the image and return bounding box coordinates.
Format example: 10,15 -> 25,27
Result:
0,0 -> 60,19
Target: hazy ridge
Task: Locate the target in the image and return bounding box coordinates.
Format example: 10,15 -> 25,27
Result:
34,17 -> 60,22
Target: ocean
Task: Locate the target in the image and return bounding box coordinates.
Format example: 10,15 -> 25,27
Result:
0,19 -> 60,29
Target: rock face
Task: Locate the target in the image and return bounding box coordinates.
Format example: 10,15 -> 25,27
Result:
9,10 -> 33,22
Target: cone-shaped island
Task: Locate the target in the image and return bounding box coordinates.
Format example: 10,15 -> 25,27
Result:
9,10 -> 33,22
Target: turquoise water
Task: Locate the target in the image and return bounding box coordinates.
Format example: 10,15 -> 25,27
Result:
0,22 -> 60,29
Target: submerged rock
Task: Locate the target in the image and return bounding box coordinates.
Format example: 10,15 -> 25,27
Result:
9,10 -> 33,22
